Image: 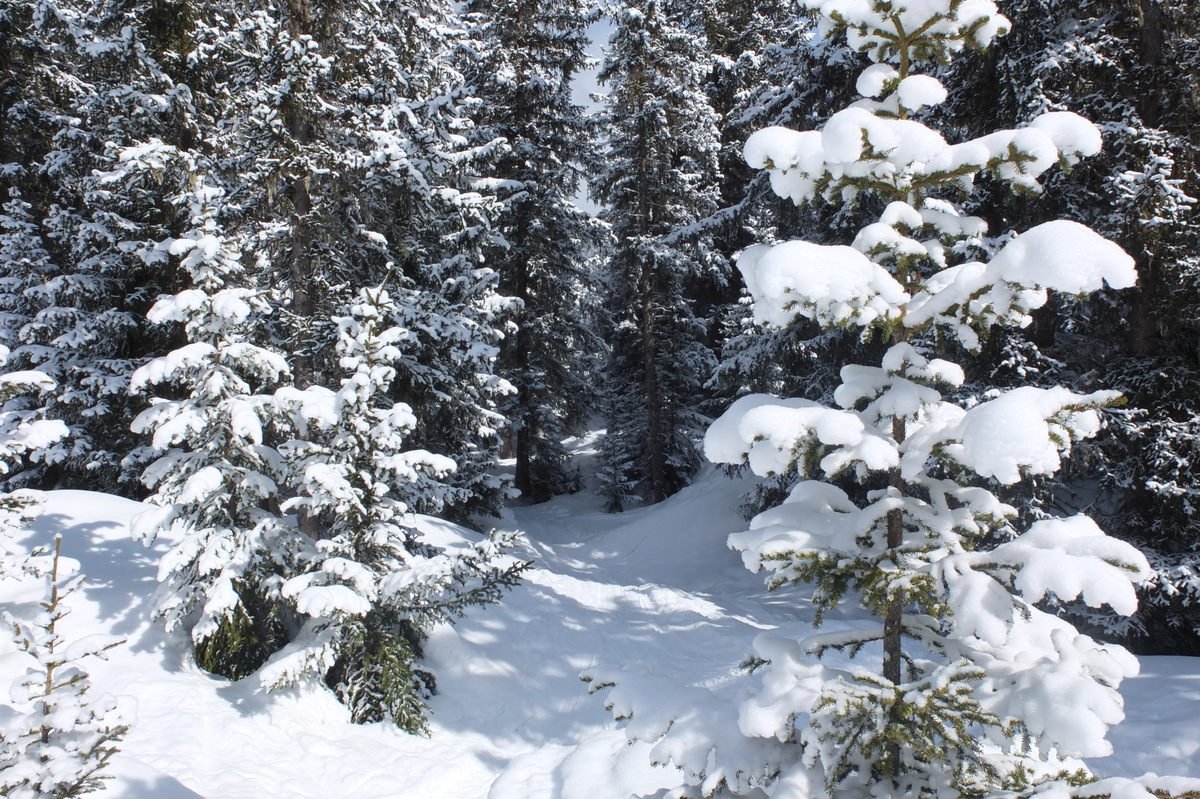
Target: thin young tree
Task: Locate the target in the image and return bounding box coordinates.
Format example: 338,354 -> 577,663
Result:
0,351 -> 128,798
0,538 -> 130,798
585,0 -> 1154,795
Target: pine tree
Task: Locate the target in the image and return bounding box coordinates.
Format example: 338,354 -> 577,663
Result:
705,2 -> 875,402
934,0 -> 1200,654
463,0 -> 606,503
127,166 -> 296,679
586,0 -> 1154,794
0,347 -> 68,572
593,0 -> 723,510
0,0 -> 193,494
0,538 -> 130,799
0,190 -> 54,364
266,285 -> 528,732
189,0 -> 515,522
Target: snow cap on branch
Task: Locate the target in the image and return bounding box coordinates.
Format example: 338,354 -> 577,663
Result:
736,241 -> 908,331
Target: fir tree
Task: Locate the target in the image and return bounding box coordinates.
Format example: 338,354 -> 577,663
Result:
0,538 -> 130,799
127,166 -> 296,679
705,2 -> 876,408
593,0 -> 723,510
266,285 -> 528,732
463,0 -> 606,503
586,0 -> 1153,795
0,0 -> 193,494
0,347 -> 68,572
935,0 -> 1200,653
189,0 -> 515,522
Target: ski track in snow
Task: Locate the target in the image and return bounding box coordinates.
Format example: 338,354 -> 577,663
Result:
5,432 -> 1199,799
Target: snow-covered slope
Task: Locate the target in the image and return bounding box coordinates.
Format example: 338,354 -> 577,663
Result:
4,444 -> 1199,798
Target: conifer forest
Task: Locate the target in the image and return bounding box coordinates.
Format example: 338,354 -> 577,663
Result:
2,0 -> 1200,797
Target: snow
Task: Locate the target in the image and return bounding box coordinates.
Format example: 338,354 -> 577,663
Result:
896,75 -> 948,111
1,453 -> 1198,798
987,219 -> 1138,294
737,239 -> 908,330
855,64 -> 898,98
945,385 -> 1120,484
804,0 -> 1010,60
746,109 -> 1104,214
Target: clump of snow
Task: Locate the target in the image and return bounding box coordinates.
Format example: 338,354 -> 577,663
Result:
1029,111 -> 1104,161
879,201 -> 925,229
896,75 -> 948,111
737,240 -> 908,330
996,628 -> 1138,758
944,386 -> 1118,483
856,63 -> 899,98
987,219 -> 1137,294
803,0 -> 1010,64
747,107 -> 1104,216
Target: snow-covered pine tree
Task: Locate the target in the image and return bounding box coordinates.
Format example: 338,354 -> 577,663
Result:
696,2 -> 884,523
0,0 -> 192,494
0,537 -> 130,799
936,0 -> 1200,654
463,0 -> 607,503
190,0 -> 515,523
0,190 -> 54,370
593,0 -> 723,510
692,0 -> 801,243
585,0 -> 1156,795
127,161 -> 529,724
265,285 -> 528,732
127,164 -> 296,679
705,1 -> 875,406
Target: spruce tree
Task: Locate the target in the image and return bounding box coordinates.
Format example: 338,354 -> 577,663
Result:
0,347 -> 68,567
586,0 -> 1154,794
463,0 -> 606,503
267,285 -> 528,732
128,165 -> 296,678
188,0 -> 515,522
705,2 -> 874,403
593,0 -> 723,510
0,0 -> 192,494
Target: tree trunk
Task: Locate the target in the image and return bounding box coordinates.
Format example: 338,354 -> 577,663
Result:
882,394 -> 908,779
642,268 -> 666,503
283,0 -> 321,541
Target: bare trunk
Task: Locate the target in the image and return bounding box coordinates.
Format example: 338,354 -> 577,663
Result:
635,103 -> 667,504
882,400 -> 908,778
510,198 -> 537,501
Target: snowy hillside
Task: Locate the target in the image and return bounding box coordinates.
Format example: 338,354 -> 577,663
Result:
3,434 -> 1199,799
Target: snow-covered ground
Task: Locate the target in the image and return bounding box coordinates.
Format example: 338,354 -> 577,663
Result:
4,431 -> 1199,798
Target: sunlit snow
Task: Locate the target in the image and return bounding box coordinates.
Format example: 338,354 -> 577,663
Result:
1,440 -> 1198,798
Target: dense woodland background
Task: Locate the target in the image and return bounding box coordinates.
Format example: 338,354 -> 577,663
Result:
1,0 -> 1198,661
